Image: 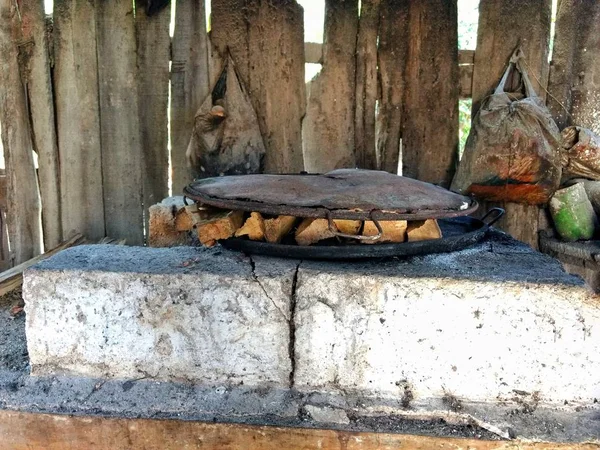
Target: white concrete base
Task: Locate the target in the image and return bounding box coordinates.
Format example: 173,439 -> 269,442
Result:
23,238 -> 600,407
24,246 -> 296,387
294,265 -> 600,404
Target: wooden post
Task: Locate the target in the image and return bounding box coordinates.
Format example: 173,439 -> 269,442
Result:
354,0 -> 380,170
96,0 -> 144,245
547,0 -> 600,133
470,0 -> 552,249
401,0 -> 459,188
303,0 -> 358,173
0,0 -> 43,264
171,0 -> 210,196
211,0 -> 305,174
136,5 -> 171,230
17,0 -> 62,250
377,0 -> 409,175
53,0 -> 105,242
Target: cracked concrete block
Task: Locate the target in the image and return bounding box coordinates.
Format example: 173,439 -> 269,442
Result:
294,243 -> 600,406
304,405 -> 350,424
23,246 -> 296,387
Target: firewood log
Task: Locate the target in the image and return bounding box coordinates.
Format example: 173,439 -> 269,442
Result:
333,219 -> 361,235
295,218 -> 336,246
235,212 -> 266,241
264,215 -> 297,243
197,210 -> 244,247
175,207 -> 194,231
362,220 -> 407,244
406,219 -> 442,241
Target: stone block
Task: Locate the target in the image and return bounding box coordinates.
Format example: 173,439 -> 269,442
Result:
294,243 -> 600,406
24,246 -> 296,387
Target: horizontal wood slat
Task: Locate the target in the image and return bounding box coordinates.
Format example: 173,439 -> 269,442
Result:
0,410 -> 597,450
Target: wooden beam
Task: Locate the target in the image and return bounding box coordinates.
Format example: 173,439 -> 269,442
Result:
303,0 -> 359,173
96,0 -> 144,245
0,233 -> 84,297
469,0 -> 552,249
136,4 -> 171,234
354,0 -> 380,170
0,0 -> 43,265
0,410 -> 596,450
53,0 -> 105,242
547,0 -> 600,132
17,0 -> 62,250
401,0 -> 459,187
171,0 -> 210,195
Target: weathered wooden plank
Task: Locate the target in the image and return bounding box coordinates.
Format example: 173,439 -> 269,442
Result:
376,0 -> 409,174
470,0 -> 552,249
471,0 -> 551,116
0,233 -> 83,297
354,0 -> 380,170
459,49 -> 475,65
53,0 -> 105,242
17,0 -> 61,250
135,4 -> 171,229
401,0 -> 459,187
0,410 -> 597,450
303,0 -> 358,172
171,0 -> 210,195
547,0 -> 600,132
0,0 -> 43,265
212,0 -> 305,174
96,0 -> 144,245
247,0 -> 305,173
459,63 -> 473,99
304,42 -> 323,64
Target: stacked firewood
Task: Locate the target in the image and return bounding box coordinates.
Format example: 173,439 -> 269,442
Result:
180,204 -> 442,247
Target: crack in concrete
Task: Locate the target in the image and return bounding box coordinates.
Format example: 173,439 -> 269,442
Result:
247,255 -> 289,322
245,254 -> 301,389
289,261 -> 301,389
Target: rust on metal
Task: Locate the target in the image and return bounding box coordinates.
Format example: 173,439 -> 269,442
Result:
184,169 -> 478,221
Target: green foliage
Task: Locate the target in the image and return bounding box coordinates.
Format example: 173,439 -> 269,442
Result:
458,99 -> 472,159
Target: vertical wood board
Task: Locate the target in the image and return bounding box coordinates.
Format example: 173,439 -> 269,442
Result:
136,5 -> 171,229
0,0 -> 42,264
376,0 -> 409,174
303,0 -> 358,173
96,0 -> 144,245
17,0 -> 62,249
471,0 -> 551,116
469,0 -> 552,248
53,0 -> 105,241
401,0 -> 459,187
171,0 -> 210,196
211,0 -> 305,174
548,0 -> 600,132
354,0 -> 380,170
247,0 -> 305,173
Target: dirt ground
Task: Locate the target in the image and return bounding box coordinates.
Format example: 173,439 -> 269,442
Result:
0,288 -> 28,372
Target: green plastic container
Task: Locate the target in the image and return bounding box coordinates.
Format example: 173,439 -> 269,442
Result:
549,183 -> 598,241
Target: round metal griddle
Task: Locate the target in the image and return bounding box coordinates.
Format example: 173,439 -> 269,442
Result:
220,209 -> 504,260
184,169 -> 478,221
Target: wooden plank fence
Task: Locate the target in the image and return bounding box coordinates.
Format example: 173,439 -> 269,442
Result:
0,0 -> 598,264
